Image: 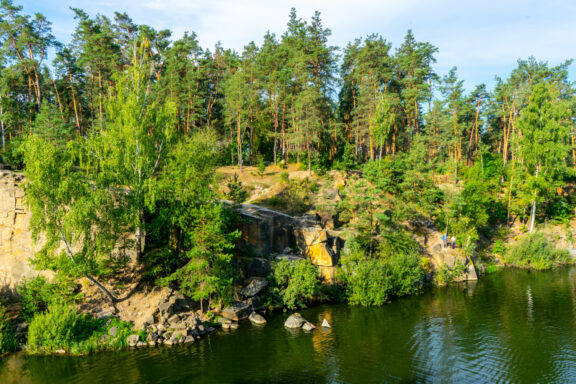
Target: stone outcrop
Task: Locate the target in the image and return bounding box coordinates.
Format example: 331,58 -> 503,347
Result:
0,171 -> 50,288
236,203 -> 343,268
239,278 -> 268,298
221,301 -> 252,321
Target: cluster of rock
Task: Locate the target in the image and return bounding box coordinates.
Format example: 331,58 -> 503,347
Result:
284,313 -> 331,331
125,292 -> 214,347
219,277 -> 269,328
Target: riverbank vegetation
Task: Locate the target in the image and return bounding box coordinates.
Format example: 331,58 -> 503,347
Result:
0,0 -> 575,355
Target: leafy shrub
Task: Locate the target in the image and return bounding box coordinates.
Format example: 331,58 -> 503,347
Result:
18,276 -> 78,321
280,172 -> 289,183
388,252 -> 425,296
433,260 -> 467,285
0,305 -> 17,354
268,195 -> 282,207
226,174 -> 247,204
434,265 -> 453,285
27,302 -> 83,353
27,302 -> 135,354
257,157 -> 266,177
493,240 -> 505,256
341,258 -> 392,306
268,259 -> 320,309
340,250 -> 424,306
505,232 -> 570,270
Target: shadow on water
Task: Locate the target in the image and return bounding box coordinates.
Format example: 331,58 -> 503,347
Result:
4,267 -> 576,383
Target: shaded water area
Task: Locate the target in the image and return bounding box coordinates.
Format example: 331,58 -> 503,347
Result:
3,267 -> 576,383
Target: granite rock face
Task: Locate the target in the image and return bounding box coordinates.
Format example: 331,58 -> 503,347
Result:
0,171 -> 49,288
237,203 -> 343,268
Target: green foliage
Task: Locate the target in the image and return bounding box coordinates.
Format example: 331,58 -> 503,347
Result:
0,305 -> 17,354
333,143 -> 358,171
157,132 -> 240,309
505,232 -> 570,270
27,302 -> 84,353
18,276 -> 79,321
226,174 -> 248,204
27,302 -> 134,354
339,242 -> 424,306
493,240 -> 505,256
341,257 -> 391,306
268,259 -> 320,309
257,156 -> 266,176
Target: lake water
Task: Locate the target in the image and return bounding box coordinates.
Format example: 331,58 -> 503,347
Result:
3,267 -> 576,383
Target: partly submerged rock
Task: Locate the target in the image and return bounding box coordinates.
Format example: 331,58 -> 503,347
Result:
284,313 -> 306,329
302,321 -> 316,331
321,319 -> 331,328
249,312 -> 267,325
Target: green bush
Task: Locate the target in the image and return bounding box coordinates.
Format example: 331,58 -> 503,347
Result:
0,305 -> 17,354
27,302 -> 82,353
434,265 -> 453,285
257,156 -> 266,176
493,240 -> 505,256
27,302 -> 136,355
226,174 -> 247,204
341,258 -> 392,306
505,232 -> 570,270
268,259 -> 320,309
388,252 -> 425,296
18,276 -> 78,321
340,250 -> 424,306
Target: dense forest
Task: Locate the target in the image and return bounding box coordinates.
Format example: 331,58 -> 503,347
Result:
1,0 -> 576,354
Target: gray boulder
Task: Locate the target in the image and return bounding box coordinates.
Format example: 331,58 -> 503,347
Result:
167,314 -> 181,325
108,326 -> 118,337
249,312 -> 267,325
158,301 -> 174,317
284,313 -> 306,328
302,321 -> 316,331
321,319 -> 331,328
239,278 -> 269,298
126,334 -> 140,347
221,301 -> 251,321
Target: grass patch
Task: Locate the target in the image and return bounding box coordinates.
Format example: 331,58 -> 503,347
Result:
504,232 -> 571,270
26,302 -> 135,355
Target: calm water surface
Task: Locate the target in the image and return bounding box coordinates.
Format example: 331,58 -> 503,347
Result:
3,267 -> 576,383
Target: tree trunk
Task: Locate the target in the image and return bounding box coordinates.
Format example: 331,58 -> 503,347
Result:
0,104 -> 4,163
528,164 -> 539,233
237,114 -> 243,171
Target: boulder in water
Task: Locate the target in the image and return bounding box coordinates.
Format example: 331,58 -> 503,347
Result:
249,312 -> 267,325
284,313 -> 306,328
321,319 -> 331,328
302,321 -> 316,331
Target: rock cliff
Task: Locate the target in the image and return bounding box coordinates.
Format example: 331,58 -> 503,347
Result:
0,170 -> 49,288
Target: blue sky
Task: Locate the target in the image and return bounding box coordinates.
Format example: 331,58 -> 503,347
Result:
21,0 -> 576,91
